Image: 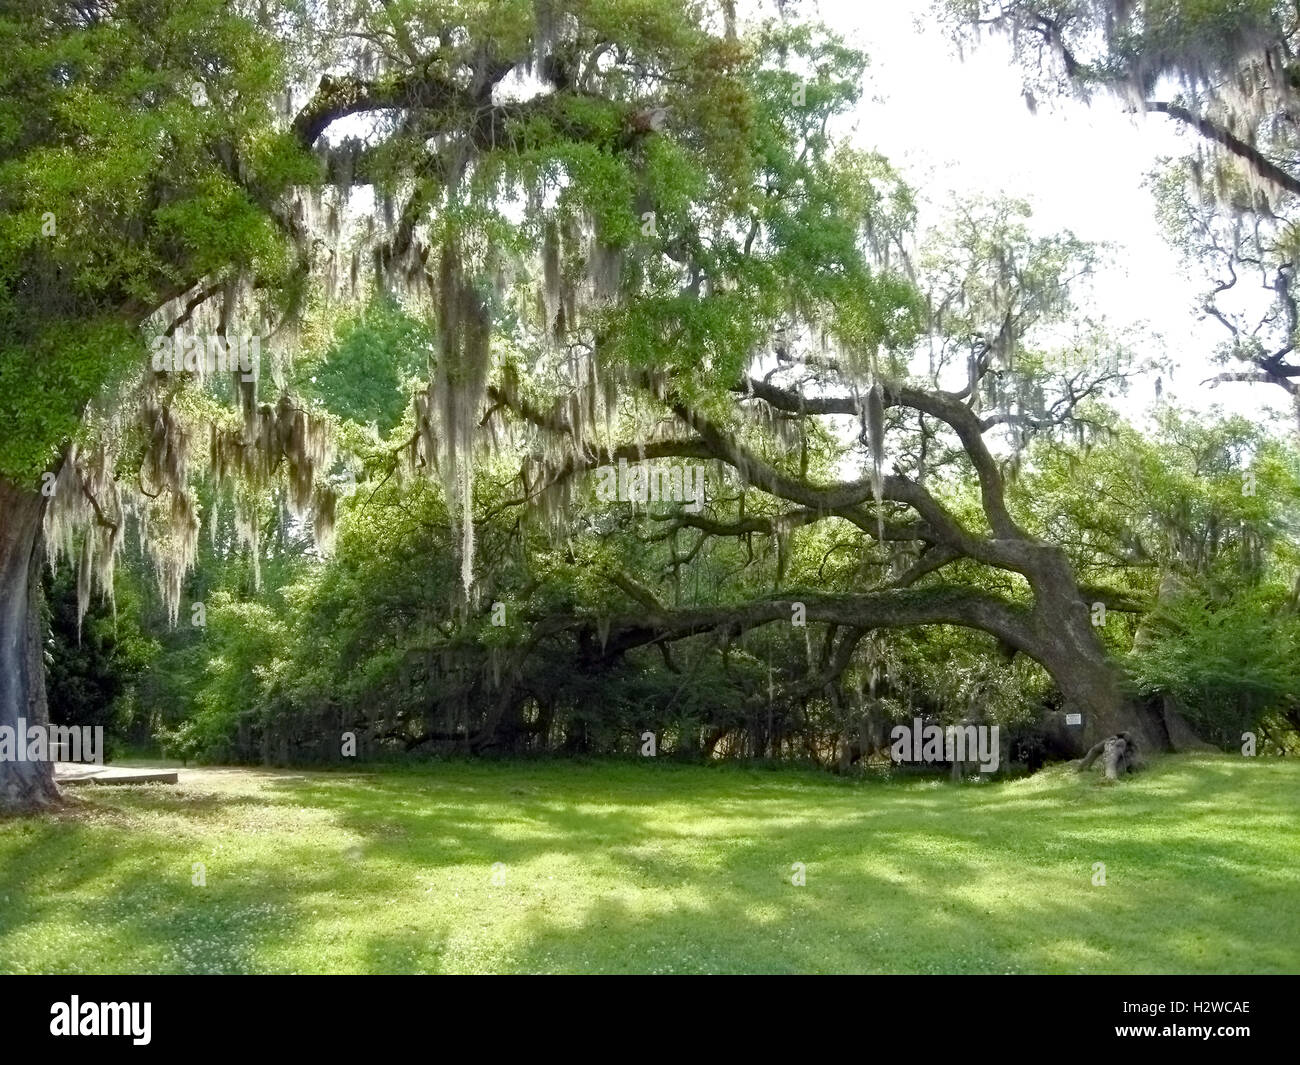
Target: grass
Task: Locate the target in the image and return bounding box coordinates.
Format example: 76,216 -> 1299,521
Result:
1,754 -> 1297,974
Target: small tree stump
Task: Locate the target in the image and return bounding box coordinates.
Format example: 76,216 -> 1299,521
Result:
1076,732 -> 1139,780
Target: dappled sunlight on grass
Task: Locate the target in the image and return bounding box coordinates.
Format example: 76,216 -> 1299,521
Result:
0,755 -> 1296,973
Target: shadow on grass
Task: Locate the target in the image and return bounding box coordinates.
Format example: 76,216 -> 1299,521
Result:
0,755 -> 1295,973
270,756 -> 1300,973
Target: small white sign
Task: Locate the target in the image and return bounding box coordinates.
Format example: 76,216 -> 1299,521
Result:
1065,713 -> 1082,726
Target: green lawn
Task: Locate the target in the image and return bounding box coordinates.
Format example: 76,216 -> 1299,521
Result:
1,755 -> 1296,974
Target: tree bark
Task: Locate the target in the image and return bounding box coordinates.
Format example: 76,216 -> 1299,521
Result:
1024,546 -> 1160,755
0,475 -> 60,812
1160,694 -> 1215,752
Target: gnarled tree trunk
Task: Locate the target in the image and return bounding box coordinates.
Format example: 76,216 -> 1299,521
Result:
0,475 -> 59,811
1025,546 -> 1163,755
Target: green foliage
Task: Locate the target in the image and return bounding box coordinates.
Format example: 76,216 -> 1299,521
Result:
0,0 -> 303,481
297,297 -> 431,436
1014,409 -> 1300,590
42,560 -> 158,742
0,318 -> 139,481
155,591 -> 288,763
1127,586 -> 1300,745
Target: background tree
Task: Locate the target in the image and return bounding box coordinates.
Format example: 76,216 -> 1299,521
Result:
943,0 -> 1300,403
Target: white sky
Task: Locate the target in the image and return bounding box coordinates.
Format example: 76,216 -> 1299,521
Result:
815,0 -> 1295,427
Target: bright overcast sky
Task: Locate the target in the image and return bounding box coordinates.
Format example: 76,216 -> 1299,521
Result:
809,0 -> 1295,426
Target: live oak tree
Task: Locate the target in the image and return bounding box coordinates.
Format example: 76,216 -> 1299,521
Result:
484,194 -> 1169,756
321,24 -> 1171,758
164,387 -> 1298,764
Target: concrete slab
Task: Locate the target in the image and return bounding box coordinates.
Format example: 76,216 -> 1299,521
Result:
55,763 -> 179,786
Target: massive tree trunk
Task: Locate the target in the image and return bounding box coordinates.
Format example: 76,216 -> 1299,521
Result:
1025,547 -> 1161,755
0,475 -> 59,812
